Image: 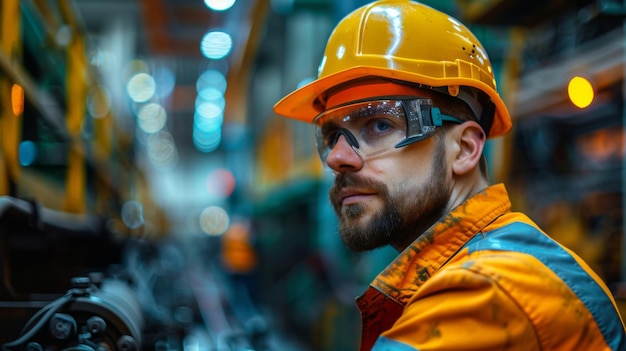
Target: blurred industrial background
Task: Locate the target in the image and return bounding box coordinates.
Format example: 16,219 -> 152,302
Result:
1,0 -> 626,350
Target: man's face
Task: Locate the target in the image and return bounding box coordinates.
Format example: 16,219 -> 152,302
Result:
328,133 -> 451,252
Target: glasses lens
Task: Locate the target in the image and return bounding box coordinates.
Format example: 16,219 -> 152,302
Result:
314,100 -> 408,162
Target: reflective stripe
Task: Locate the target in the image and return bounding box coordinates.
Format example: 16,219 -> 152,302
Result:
371,336 -> 419,351
465,222 -> 625,351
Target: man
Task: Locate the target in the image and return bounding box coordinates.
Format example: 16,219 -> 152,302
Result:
273,1 -> 626,350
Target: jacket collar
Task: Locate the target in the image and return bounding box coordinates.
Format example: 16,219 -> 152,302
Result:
369,183 -> 512,305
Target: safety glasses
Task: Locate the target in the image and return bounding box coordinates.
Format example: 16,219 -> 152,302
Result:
313,96 -> 464,163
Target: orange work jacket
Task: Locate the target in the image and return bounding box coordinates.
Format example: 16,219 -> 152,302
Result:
358,184 -> 626,350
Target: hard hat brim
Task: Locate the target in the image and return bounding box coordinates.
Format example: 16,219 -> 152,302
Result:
273,66 -> 512,138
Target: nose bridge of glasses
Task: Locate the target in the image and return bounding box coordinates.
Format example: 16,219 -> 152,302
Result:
332,128 -> 360,149
324,130 -> 364,165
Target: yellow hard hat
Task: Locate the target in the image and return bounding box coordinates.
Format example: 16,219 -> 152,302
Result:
273,0 -> 512,138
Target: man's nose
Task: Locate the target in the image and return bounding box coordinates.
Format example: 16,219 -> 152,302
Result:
325,134 -> 364,172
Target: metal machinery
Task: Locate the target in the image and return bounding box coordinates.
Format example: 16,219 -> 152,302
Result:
0,195 -> 270,351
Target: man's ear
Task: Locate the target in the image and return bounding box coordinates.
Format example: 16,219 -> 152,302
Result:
451,121 -> 486,176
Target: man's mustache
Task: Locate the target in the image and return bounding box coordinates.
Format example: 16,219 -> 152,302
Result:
329,173 -> 386,203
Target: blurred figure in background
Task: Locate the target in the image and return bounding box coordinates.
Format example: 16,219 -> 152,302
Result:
273,0 -> 626,350
220,217 -> 259,304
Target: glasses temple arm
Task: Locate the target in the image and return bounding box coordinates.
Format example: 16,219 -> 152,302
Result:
431,107 -> 464,126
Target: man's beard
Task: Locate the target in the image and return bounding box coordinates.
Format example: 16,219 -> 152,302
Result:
329,140 -> 450,252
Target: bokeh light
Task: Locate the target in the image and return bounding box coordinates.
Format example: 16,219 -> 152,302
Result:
11,84 -> 24,116
88,85 -> 112,118
200,206 -> 230,235
204,0 -> 236,11
193,69 -> 226,153
122,200 -> 144,229
127,72 -> 156,103
206,168 -> 236,199
193,126 -> 222,153
154,66 -> 176,98
18,141 -> 36,166
197,69 -> 227,100
201,31 -> 233,60
568,76 -> 594,108
137,102 -> 167,134
195,99 -> 224,120
146,131 -> 179,170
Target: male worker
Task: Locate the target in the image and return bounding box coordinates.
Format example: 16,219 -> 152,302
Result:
273,0 -> 626,350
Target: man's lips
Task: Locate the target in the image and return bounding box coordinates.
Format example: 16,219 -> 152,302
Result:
339,189 -> 376,205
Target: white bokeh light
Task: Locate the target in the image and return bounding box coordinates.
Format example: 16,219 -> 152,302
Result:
121,200 -> 144,229
204,0 -> 236,11
200,206 -> 230,235
147,131 -> 179,170
137,103 -> 167,134
201,31 -> 233,59
127,73 -> 156,103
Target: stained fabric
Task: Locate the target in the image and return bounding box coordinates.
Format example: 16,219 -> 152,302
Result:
356,184 -> 626,351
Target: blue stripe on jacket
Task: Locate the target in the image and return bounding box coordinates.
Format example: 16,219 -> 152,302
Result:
371,336 -> 418,351
371,222 -> 625,351
465,222 -> 625,351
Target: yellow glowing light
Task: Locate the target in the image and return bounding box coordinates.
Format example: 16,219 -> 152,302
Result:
568,76 -> 594,109
11,84 -> 24,116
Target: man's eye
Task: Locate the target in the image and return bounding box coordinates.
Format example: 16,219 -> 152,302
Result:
372,119 -> 391,132
359,118 -> 402,146
367,118 -> 395,134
